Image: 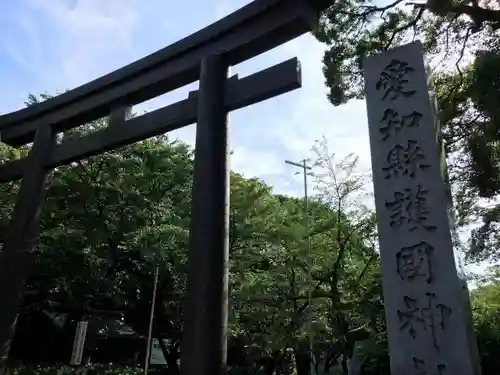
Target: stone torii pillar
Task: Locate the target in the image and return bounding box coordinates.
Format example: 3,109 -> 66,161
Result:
180,55 -> 231,375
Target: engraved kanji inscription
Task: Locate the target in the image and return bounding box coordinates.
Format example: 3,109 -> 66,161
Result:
398,292 -> 452,351
385,184 -> 437,232
380,109 -> 423,141
397,241 -> 433,284
413,357 -> 447,375
376,59 -> 417,101
383,140 -> 430,179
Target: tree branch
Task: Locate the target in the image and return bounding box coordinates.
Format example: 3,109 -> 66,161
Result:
353,252 -> 376,291
360,0 -> 405,16
385,7 -> 425,50
456,26 -> 473,76
409,1 -> 500,29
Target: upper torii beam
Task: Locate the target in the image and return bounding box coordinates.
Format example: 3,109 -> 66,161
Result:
0,58 -> 301,182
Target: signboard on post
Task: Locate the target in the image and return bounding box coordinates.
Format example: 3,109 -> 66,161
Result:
363,40 -> 481,375
150,338 -> 167,365
70,321 -> 88,365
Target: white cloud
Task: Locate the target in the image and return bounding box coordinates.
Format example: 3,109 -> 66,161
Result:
0,9 -> 43,74
226,33 -> 372,196
278,36 -> 371,166
231,145 -> 284,179
27,0 -> 138,87
1,0 -> 372,200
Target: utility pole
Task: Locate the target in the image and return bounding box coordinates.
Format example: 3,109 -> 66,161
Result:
285,158 -> 314,375
144,265 -> 160,374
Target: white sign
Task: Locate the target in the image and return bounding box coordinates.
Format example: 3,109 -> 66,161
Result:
70,321 -> 88,365
149,338 -> 167,365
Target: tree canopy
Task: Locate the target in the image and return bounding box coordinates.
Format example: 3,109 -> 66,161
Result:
315,0 -> 500,262
3,91 -> 500,374
0,98 -> 383,374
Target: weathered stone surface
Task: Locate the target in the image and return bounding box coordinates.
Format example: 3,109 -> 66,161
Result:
364,40 -> 480,375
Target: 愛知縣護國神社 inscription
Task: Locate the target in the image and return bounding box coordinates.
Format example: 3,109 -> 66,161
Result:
363,40 -> 481,375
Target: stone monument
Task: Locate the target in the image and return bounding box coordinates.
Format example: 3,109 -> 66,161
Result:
363,41 -> 481,374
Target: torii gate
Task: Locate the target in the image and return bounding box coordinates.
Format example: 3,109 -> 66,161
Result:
0,1 -> 332,374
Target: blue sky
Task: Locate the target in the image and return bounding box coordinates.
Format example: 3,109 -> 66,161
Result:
0,0 -> 371,197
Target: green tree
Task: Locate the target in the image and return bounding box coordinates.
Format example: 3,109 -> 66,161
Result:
471,269 -> 500,374
229,175 -> 312,374
316,0 -> 500,106
308,139 -> 383,374
315,0 -> 500,261
0,139 -> 25,244
2,96 -> 384,375
227,139 -> 383,375
0,91 -> 194,371
8,135 -> 193,374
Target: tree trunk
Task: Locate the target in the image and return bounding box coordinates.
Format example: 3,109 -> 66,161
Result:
259,356 -> 276,375
0,125 -> 56,375
341,355 -> 348,374
166,354 -> 180,375
276,352 -> 292,375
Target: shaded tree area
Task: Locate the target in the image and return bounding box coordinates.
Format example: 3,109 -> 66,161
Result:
3,92 -> 500,375
471,269 -> 500,374
314,0 -> 500,263
0,96 -> 384,375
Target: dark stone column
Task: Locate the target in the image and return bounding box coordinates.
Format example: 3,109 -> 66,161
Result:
180,54 -> 230,375
0,125 -> 56,374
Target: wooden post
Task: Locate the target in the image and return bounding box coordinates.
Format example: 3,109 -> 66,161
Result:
0,125 -> 56,374
180,55 -> 230,375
